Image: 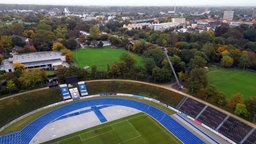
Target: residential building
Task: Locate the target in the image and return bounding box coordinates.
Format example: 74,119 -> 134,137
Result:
172,18 -> 186,24
253,8 -> 256,18
223,11 -> 234,20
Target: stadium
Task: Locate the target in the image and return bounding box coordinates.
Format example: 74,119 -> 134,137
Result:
0,80 -> 255,144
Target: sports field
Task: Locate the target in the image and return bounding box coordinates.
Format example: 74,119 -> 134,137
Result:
207,68 -> 256,100
74,48 -> 144,71
44,113 -> 181,144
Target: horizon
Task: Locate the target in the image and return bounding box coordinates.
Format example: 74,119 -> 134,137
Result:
0,0 -> 256,7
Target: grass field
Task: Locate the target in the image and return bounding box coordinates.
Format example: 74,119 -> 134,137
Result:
207,68 -> 256,99
74,48 -> 144,71
44,113 -> 181,144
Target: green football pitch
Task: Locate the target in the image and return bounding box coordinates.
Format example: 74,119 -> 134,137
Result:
207,68 -> 256,100
74,48 -> 144,71
44,113 -> 182,144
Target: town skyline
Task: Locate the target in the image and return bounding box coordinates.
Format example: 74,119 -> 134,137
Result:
1,0 -> 256,6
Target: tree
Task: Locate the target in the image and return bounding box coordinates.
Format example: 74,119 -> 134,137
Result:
144,58 -> 156,75
239,53 -> 251,70
0,54 -> 3,63
54,26 -> 68,40
36,23 -> 52,31
108,63 -> 121,78
226,94 -> 243,111
206,85 -> 226,106
169,55 -> 185,72
8,23 -> 24,35
152,67 -> 172,82
215,23 -> 229,37
120,53 -> 136,70
132,40 -> 147,54
245,96 -> 256,121
0,35 -> 12,52
199,31 -> 214,44
89,26 -> 100,39
244,29 -> 256,42
221,55 -> 234,68
202,43 -> 218,62
52,42 -> 66,51
61,48 -> 74,62
175,42 -> 189,49
13,62 -> 26,77
18,69 -> 47,89
23,30 -> 35,38
109,36 -> 122,47
234,103 -> 249,119
143,48 -> 165,67
12,36 -> 25,47
188,68 -> 208,94
32,30 -> 56,51
189,56 -> 207,70
6,80 -> 17,93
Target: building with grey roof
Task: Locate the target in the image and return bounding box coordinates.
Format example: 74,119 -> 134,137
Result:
0,51 -> 67,72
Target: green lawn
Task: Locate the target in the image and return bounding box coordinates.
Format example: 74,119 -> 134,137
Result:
44,113 -> 181,144
74,47 -> 144,71
207,68 -> 256,99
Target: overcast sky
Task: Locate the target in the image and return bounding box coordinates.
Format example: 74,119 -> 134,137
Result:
1,0 -> 256,6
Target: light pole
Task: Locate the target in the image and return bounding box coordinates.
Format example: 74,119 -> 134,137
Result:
162,47 -> 183,89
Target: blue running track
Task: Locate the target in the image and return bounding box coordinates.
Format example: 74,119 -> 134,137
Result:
0,98 -> 205,144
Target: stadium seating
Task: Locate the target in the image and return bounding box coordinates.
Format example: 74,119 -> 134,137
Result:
197,107 -> 227,129
0,98 -> 206,144
243,129 -> 256,144
0,132 -> 21,144
178,98 -> 206,118
218,117 -> 253,143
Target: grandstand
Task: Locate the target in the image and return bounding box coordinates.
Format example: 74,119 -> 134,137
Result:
243,129 -> 256,144
197,106 -> 227,129
178,98 -> 205,118
177,97 -> 256,144
218,117 -> 253,143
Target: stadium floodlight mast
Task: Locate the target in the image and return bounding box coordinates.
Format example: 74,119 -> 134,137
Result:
162,47 -> 183,90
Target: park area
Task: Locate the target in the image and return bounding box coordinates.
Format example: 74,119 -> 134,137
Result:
207,68 -> 256,100
44,113 -> 181,144
74,47 -> 144,71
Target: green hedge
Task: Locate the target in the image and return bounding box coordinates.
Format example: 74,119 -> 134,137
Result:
0,88 -> 62,128
86,81 -> 184,107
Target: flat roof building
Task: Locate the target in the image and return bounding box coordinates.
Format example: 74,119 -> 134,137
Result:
172,18 -> 186,24
253,8 -> 256,18
223,11 -> 234,20
0,51 -> 67,72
